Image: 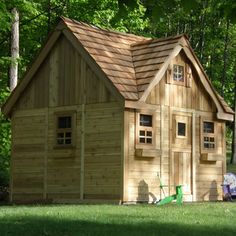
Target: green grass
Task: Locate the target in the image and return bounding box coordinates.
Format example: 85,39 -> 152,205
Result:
0,203 -> 236,236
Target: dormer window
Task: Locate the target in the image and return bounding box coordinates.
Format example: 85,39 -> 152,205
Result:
173,65 -> 184,82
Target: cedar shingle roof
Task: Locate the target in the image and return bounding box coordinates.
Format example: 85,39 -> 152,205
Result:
63,17 -> 184,100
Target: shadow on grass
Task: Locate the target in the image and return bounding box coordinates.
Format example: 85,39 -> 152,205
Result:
0,214 -> 235,236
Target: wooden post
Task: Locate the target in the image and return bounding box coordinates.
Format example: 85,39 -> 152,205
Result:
10,8 -> 19,91
192,112 -> 196,201
80,59 -> 86,200
160,105 -> 164,199
122,110 -> 129,203
43,109 -> 49,200
80,103 -> 85,200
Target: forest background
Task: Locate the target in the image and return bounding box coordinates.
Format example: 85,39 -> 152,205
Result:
0,0 -> 236,187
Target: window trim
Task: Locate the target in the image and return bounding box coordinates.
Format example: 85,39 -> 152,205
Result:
201,118 -> 217,153
54,111 -> 76,149
135,110 -> 155,149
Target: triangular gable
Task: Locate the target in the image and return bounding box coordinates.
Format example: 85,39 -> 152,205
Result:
2,18 -> 124,117
2,17 -> 233,121
138,36 -> 234,121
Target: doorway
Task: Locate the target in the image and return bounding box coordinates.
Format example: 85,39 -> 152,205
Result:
171,111 -> 193,201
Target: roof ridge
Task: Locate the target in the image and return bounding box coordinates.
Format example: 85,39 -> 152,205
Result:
61,16 -> 147,41
131,33 -> 188,47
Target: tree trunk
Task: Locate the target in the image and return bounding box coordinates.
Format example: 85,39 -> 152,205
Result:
9,8 -> 19,91
232,76 -> 236,164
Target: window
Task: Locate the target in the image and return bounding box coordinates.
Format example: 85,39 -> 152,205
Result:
138,114 -> 153,145
56,115 -> 73,146
177,122 -> 186,137
203,122 -> 214,133
203,121 -> 215,150
173,65 -> 184,82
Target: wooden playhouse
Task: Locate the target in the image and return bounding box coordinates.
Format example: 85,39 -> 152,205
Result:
2,17 -> 234,203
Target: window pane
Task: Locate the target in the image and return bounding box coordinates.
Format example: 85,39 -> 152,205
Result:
204,137 -> 209,141
65,132 -> 71,138
209,143 -> 215,148
58,116 -> 71,129
147,138 -> 152,144
139,130 -> 145,136
65,139 -> 72,144
57,139 -> 64,145
203,122 -> 214,133
57,133 -> 64,138
147,131 -> 152,137
177,122 -> 186,136
139,138 -> 145,143
140,114 -> 152,127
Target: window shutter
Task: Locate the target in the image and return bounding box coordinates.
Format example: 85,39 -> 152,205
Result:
186,64 -> 192,87
166,64 -> 172,84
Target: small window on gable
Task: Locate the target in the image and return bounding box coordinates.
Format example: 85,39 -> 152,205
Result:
138,114 -> 153,145
202,121 -> 216,150
177,122 -> 186,137
173,65 -> 184,82
56,115 -> 73,146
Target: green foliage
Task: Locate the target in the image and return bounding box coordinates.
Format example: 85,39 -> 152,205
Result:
0,204 -> 236,235
0,0 -> 236,187
0,89 -> 10,187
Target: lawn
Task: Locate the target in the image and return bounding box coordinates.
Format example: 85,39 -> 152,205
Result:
0,203 -> 236,236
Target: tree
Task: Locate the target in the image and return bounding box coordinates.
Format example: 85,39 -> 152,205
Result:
9,8 -> 19,91
1,0 -> 236,187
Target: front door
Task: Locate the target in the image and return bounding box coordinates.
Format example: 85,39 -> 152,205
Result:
171,111 -> 193,201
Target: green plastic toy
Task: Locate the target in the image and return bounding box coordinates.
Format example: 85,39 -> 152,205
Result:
156,172 -> 183,206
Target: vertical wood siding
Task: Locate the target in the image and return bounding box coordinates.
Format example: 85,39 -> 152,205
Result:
11,35 -> 122,203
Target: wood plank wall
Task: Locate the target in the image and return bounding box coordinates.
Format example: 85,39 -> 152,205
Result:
84,103 -> 122,200
10,35 -> 123,203
123,108 -> 165,202
11,109 -> 46,202
125,52 -> 225,202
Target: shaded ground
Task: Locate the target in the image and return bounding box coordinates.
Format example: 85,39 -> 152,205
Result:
0,203 -> 235,236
